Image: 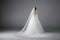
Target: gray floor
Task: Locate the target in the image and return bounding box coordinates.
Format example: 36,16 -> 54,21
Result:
0,31 -> 60,40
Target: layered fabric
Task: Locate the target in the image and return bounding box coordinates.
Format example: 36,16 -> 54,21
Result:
17,7 -> 46,37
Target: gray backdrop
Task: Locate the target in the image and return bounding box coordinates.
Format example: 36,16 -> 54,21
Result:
1,0 -> 60,32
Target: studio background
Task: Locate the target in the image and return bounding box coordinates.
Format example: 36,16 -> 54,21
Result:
0,0 -> 60,32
